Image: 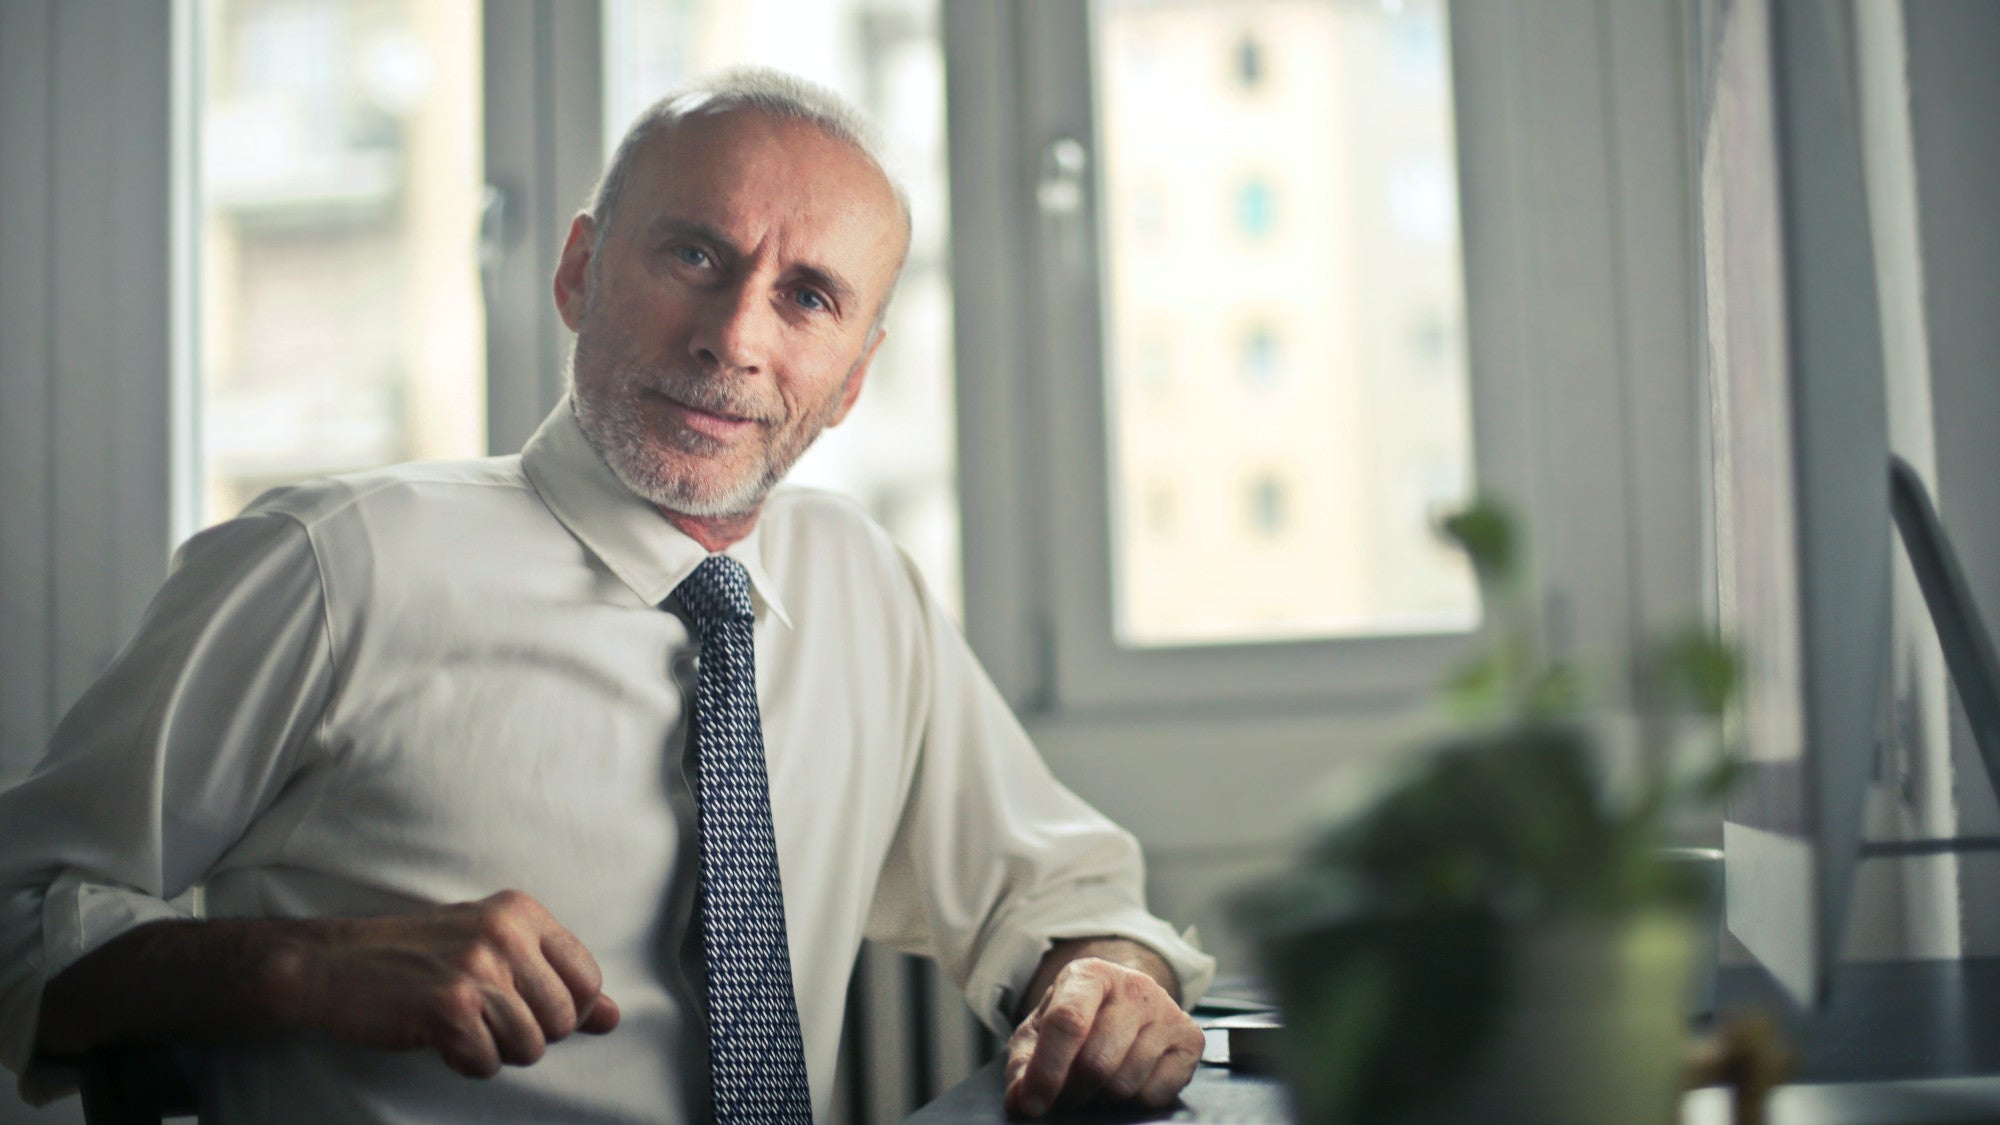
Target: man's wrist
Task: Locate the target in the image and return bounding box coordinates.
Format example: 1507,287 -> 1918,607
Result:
256,918 -> 330,1034
36,916 -> 317,1059
1014,936 -> 1182,1024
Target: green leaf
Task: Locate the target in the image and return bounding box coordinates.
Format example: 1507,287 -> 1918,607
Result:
1657,628 -> 1740,715
1524,664 -> 1582,718
1439,501 -> 1516,587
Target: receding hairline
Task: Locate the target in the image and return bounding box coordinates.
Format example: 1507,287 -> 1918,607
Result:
587,67 -> 913,253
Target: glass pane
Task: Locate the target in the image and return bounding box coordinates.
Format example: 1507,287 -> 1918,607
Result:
198,0 -> 485,526
603,0 -> 960,616
1096,0 -> 1478,647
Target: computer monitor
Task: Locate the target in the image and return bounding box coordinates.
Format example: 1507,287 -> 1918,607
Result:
1694,0 -> 1893,1007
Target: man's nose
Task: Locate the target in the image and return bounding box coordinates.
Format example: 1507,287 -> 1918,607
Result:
689,282 -> 771,374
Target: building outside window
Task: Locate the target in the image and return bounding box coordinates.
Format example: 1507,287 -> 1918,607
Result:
195,0 -> 485,525
1250,474 -> 1288,536
1098,0 -> 1477,649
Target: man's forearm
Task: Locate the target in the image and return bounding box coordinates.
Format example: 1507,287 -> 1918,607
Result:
36,890 -> 620,1079
1013,937 -> 1181,1025
35,916 -> 318,1060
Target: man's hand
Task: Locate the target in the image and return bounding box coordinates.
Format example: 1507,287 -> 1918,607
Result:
38,888 -> 617,1080
275,889 -> 620,1078
1002,946 -> 1203,1118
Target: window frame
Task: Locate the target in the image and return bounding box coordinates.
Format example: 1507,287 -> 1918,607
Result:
944,0 -> 1705,731
482,0 -> 604,456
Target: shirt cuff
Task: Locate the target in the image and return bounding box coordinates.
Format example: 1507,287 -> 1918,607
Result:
964,908 -> 1217,1035
10,873 -> 191,1104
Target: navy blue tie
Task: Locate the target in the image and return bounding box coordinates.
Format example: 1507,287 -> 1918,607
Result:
677,556 -> 814,1124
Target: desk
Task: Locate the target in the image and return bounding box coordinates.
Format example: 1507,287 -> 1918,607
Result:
904,1058 -> 1287,1124
906,959 -> 2000,1124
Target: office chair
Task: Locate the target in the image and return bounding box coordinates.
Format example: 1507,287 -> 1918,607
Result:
78,1046 -> 199,1125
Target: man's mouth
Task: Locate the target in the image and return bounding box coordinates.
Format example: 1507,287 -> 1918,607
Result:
645,390 -> 759,441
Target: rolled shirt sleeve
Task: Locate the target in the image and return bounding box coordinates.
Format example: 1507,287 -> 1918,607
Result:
864,556 -> 1215,1034
0,508 -> 334,1102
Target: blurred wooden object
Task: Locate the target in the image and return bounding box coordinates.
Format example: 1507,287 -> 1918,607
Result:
1684,1014 -> 1796,1125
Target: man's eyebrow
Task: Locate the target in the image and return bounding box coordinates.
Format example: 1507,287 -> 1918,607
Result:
647,216 -> 738,255
790,264 -> 856,314
645,216 -> 858,314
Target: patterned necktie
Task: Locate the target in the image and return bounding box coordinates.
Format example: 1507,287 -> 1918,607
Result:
676,556 -> 814,1124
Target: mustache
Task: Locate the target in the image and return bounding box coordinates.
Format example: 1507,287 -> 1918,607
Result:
627,365 -> 777,425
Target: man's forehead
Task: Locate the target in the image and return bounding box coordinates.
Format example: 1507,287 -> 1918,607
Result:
630,110 -> 900,238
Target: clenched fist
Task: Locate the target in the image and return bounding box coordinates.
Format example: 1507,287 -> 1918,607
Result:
271,889 -> 620,1078
1003,953 -> 1203,1117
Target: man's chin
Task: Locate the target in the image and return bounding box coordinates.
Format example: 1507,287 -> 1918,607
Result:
623,456 -> 769,521
573,408 -> 775,519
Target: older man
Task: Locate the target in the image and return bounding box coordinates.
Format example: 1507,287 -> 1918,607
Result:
0,69 -> 1210,1123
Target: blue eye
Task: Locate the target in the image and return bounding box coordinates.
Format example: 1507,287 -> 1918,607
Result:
794,289 -> 829,312
672,245 -> 711,268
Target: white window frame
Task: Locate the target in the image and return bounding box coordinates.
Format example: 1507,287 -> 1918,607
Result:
945,1 -> 1707,741
0,0 -> 597,776
482,0 -> 604,455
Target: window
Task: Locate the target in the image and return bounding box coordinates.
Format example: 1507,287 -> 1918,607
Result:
1241,325 -> 1281,388
1234,178 -> 1277,238
946,0 -> 1697,719
1146,483 -> 1176,537
1249,475 -> 1288,536
194,0 -> 485,525
1137,334 -> 1173,399
1235,35 -> 1265,91
1093,0 -> 1477,656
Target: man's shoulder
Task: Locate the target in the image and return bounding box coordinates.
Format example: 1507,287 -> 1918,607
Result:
756,486 -> 923,592
760,485 -> 877,532
757,486 -> 905,559
239,455 -> 531,530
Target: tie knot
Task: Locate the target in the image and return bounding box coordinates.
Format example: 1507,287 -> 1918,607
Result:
677,555 -> 754,631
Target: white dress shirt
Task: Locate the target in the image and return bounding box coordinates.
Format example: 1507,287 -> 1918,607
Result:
0,403 -> 1213,1122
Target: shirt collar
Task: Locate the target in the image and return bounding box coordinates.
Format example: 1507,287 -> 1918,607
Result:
520,399 -> 794,628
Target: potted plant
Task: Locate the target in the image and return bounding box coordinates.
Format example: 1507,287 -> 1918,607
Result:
1237,501 -> 1738,1125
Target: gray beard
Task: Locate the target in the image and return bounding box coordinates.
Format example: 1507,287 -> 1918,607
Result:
569,379 -> 782,519
567,347 -> 856,520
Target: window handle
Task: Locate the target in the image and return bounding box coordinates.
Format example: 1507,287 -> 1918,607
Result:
1037,136 -> 1091,273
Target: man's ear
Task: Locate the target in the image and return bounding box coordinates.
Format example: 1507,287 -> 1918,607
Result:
553,214 -> 596,332
828,329 -> 887,429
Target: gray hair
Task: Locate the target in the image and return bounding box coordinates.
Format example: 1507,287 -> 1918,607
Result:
586,67 -> 913,333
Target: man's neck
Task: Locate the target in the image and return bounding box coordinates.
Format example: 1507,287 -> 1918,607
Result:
659,505 -> 759,554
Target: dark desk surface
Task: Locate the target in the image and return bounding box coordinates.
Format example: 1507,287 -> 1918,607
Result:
907,959 -> 2000,1124
905,1057 -> 1289,1124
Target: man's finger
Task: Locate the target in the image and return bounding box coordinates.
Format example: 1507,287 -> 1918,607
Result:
481,987 -> 549,1068
578,992 -> 621,1035
1096,1022 -> 1170,1104
511,954 -> 581,1042
1055,996 -> 1144,1109
1015,970 -> 1108,1116
431,992 -> 502,1079
1133,1039 -> 1201,1109
1001,1024 -> 1039,1116
540,925 -> 607,1018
